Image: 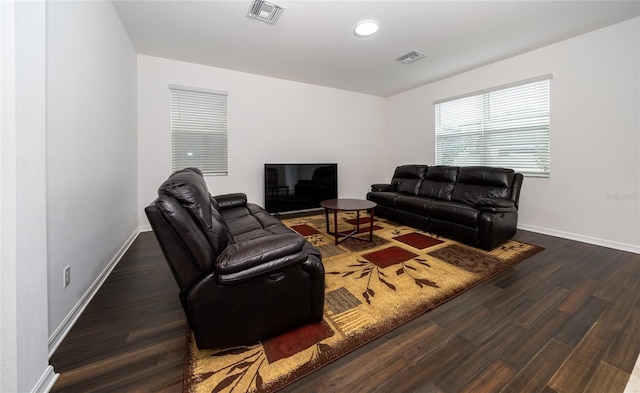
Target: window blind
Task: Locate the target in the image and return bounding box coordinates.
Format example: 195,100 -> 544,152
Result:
170,85 -> 228,175
435,75 -> 551,177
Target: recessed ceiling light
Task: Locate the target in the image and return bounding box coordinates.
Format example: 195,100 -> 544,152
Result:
354,21 -> 379,37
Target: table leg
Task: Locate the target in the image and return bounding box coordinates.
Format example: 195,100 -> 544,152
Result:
324,207 -> 329,233
369,208 -> 374,242
333,209 -> 339,245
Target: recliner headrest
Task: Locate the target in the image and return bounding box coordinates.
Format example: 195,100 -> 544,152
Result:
158,169 -> 213,229
425,166 -> 459,182
456,166 -> 514,188
393,165 -> 428,179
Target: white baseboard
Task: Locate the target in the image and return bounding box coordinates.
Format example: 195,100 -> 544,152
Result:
30,365 -> 58,393
518,224 -> 640,255
47,228 -> 141,358
139,224 -> 152,232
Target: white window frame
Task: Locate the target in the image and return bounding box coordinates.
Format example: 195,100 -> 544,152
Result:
434,75 -> 552,177
169,84 -> 228,176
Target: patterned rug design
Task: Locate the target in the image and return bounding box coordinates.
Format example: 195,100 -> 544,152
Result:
184,213 -> 543,393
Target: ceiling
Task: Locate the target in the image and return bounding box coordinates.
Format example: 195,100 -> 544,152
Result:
112,0 -> 640,97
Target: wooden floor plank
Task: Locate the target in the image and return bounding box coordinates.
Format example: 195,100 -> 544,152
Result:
337,355 -> 411,393
515,286 -> 570,328
603,306 -> 640,373
436,323 -> 524,391
553,295 -> 610,347
591,248 -> 637,293
583,361 -> 631,393
403,307 -> 491,365
503,309 -> 571,369
460,296 -> 532,345
549,322 -> 619,392
500,338 -> 573,393
597,286 -> 640,330
428,283 -> 498,327
377,336 -> 477,392
557,278 -> 600,315
459,360 -> 516,393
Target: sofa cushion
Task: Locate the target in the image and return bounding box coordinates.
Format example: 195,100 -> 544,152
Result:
233,228 -> 273,243
417,166 -> 459,201
229,204 -> 288,243
246,203 -> 284,230
391,165 -> 427,195
425,200 -> 480,228
222,208 -> 264,236
451,167 -> 515,205
396,195 -> 431,215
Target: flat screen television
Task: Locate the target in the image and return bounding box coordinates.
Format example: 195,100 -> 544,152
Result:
264,163 -> 337,214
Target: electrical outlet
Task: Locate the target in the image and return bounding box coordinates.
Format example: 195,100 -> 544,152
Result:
64,266 -> 70,288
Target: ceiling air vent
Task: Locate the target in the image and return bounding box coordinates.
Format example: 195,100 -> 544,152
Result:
396,51 -> 426,64
247,0 -> 285,25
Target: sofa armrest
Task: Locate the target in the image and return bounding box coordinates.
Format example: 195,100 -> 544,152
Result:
215,233 -> 307,284
473,198 -> 516,213
371,183 -> 395,192
214,193 -> 248,210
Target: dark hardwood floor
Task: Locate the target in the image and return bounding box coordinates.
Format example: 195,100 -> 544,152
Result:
50,229 -> 640,393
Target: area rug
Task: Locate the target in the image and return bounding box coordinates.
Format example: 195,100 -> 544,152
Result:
184,213 -> 543,393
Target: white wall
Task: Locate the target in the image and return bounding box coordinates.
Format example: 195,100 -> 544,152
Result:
138,55 -> 388,226
388,17 -> 640,253
46,0 -> 138,344
1,2 -> 54,391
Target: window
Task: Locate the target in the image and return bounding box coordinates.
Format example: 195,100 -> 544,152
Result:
435,75 -> 551,177
170,85 -> 228,175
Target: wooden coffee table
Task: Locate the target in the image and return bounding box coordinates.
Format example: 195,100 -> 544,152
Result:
320,198 -> 377,245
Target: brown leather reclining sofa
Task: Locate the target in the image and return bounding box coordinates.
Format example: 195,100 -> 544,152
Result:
145,168 -> 325,349
367,165 -> 523,250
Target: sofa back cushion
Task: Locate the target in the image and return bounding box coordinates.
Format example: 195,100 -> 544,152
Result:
391,165 -> 428,195
158,168 -> 233,271
451,166 -> 515,205
417,166 -> 459,201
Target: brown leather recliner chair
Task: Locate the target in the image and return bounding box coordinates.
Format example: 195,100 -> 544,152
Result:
145,168 -> 325,349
